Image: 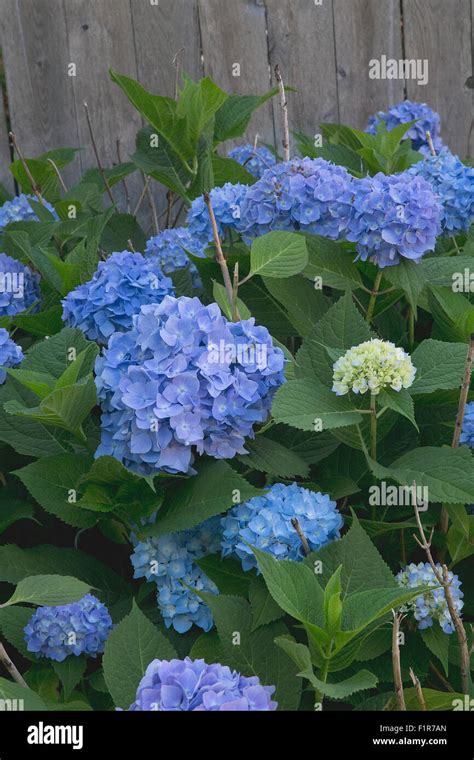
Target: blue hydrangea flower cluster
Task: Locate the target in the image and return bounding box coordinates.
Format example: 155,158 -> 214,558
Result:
345,172 -> 442,267
0,328 -> 23,384
95,295 -> 285,475
186,183 -> 249,246
228,143 -> 277,178
396,563 -> 463,634
406,147 -> 474,234
145,227 -> 205,290
24,594 -> 113,662
460,401 -> 474,448
238,157 -> 353,240
127,657 -> 277,711
221,482 -> 343,572
62,250 -> 174,344
131,517 -> 221,633
0,193 -> 57,227
366,100 -> 443,156
0,252 -> 41,316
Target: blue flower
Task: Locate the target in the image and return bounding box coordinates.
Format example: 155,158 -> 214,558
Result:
24,594 -> 113,662
460,401 -> 474,448
62,250 -> 174,344
396,562 -> 463,634
406,147 -> 474,234
0,252 -> 41,316
0,193 -> 57,227
221,482 -> 343,572
0,328 -> 23,384
366,100 -> 443,156
131,516 -> 221,633
345,171 -> 442,267
127,657 -> 277,711
187,183 -> 250,246
145,227 -> 205,290
95,296 -> 285,475
228,144 -> 277,178
238,157 -> 354,240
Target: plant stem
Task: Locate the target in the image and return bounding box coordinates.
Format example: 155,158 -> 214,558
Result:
440,332 -> 474,533
314,658 -> 329,707
291,518 -> 310,556
274,65 -> 290,162
204,192 -> 240,320
0,641 -> 27,687
409,667 -> 427,711
83,102 -> 115,205
370,393 -> 377,460
408,307 -> 415,350
366,270 -> 383,324
392,611 -> 406,710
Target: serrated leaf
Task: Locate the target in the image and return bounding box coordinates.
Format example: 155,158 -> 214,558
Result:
102,601 -> 177,709
0,676 -> 48,710
195,555 -> 251,597
379,387 -> 418,430
52,656 -> 87,701
250,232 -> 308,278
249,576 -> 285,630
421,626 -> 450,677
4,574 -> 91,607
303,235 -> 362,290
410,339 -> 469,395
238,436 -> 309,478
273,377 -> 363,431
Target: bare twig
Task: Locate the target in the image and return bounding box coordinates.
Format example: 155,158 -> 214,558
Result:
134,175 -> 151,217
173,47 -> 185,101
47,158 -> 68,193
171,199 -> 186,228
274,65 -> 290,162
412,483 -> 470,694
232,263 -> 240,322
429,661 -> 454,692
165,190 -> 174,228
0,641 -> 27,687
392,611 -> 406,711
291,518 -> 310,556
204,192 -> 240,320
9,132 -> 46,206
83,102 -> 115,205
440,333 -> 474,533
409,667 -> 427,711
426,131 -> 437,157
116,138 -> 131,213
146,183 -> 159,235
127,239 -> 135,253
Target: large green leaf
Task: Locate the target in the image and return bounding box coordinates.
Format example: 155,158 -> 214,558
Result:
410,339 -> 470,395
263,275 -> 330,337
272,377 -> 363,431
303,235 -> 362,290
132,126 -> 192,201
142,460 -> 260,537
3,574 -> 90,608
102,601 -> 177,709
238,436 -> 310,478
249,232 -> 308,279
214,89 -> 279,143
0,677 -> 48,711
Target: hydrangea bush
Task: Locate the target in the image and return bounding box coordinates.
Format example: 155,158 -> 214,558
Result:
0,71 -> 471,716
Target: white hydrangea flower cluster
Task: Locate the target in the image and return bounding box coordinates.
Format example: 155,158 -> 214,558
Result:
332,339 -> 416,396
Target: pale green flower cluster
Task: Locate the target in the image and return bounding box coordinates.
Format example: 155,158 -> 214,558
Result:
332,339 -> 416,396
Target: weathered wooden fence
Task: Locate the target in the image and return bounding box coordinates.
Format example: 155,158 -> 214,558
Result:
0,0 -> 472,208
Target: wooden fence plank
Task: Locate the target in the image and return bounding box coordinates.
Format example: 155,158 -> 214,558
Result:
0,0 -> 81,184
63,0 -> 142,208
402,0 -> 472,157
333,0 -> 404,130
264,0 -> 339,156
0,91 -> 14,195
197,0 -> 275,148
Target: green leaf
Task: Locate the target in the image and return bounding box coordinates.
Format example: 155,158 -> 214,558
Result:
427,285 -> 472,342
177,76 -> 228,147
303,235 -> 362,290
103,601 -> 177,709
3,574 -> 91,607
212,280 -> 251,321
447,519 -> 474,565
132,126 -> 191,201
263,275 -> 330,337
324,566 -> 343,635
214,89 -> 279,143
410,339 -> 470,395
248,576 -> 284,630
249,232 -> 308,279
402,688 -> 464,711
378,387 -> 418,430
0,605 -> 37,659
211,156 -> 255,187
372,446 -> 474,504
2,369 -> 54,399
250,546 -> 325,627
13,454 -> 98,528
142,460 -> 260,537
13,305 -> 64,337
238,436 -> 310,478
341,586 -> 437,636
0,676 -> 48,710
272,377 -> 363,431
52,656 -> 87,701
196,593 -> 301,710
78,456 -> 160,520
195,555 -> 251,597
384,258 -> 426,312
307,513 -> 395,596
421,626 -> 450,677
19,328 -> 94,380
0,498 -> 35,535
295,292 -> 374,384
101,213 -> 146,256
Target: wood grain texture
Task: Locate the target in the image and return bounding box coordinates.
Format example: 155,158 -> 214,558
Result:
265,0 -> 339,155
333,0 -> 404,129
198,0 -> 275,147
0,0 -> 81,184
402,0 -> 473,157
0,92 -> 14,194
